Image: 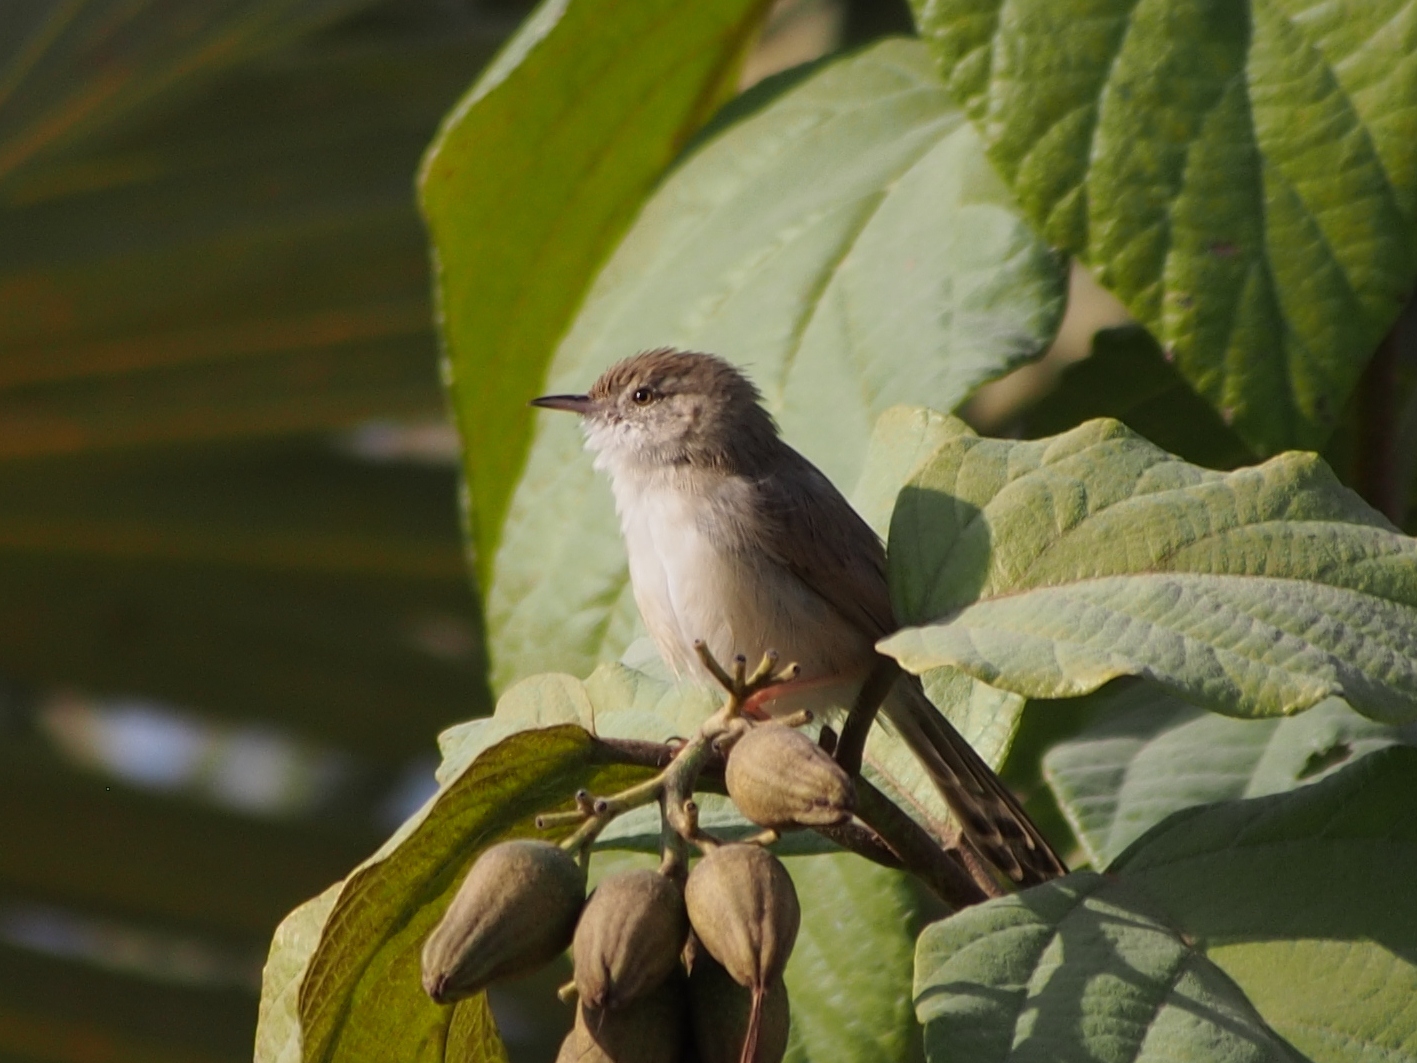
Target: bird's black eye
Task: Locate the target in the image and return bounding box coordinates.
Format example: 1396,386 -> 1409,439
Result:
631,387 -> 654,406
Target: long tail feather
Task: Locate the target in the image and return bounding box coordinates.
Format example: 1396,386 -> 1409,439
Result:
883,674 -> 1067,887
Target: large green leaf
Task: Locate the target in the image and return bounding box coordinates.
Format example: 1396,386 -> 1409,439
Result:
488,39 -> 1066,690
914,872 -> 1298,1063
917,747 -> 1417,1063
911,0 -> 1417,456
879,417 -> 1417,723
1043,682 -> 1405,867
419,0 -> 772,583
783,855 -> 923,1063
1117,746 -> 1417,1063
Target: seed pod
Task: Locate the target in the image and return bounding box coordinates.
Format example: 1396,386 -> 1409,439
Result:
689,952 -> 790,1063
573,869 -> 688,1009
684,844 -> 799,990
556,976 -> 687,1063
422,839 -> 585,1003
684,844 -> 800,1063
725,724 -> 854,829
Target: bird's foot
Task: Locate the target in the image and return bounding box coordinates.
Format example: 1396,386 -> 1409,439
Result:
692,641 -> 800,719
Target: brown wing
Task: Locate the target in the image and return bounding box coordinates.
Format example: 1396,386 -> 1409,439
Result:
751,445 -> 897,640
754,442 -> 1067,887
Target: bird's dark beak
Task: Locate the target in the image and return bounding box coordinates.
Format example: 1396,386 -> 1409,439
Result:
529,393 -> 594,414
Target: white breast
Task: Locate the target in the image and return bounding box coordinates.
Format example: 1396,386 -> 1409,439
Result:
603,459 -> 870,686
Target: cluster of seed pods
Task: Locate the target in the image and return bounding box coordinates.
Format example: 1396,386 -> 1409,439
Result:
421,722 -> 856,1062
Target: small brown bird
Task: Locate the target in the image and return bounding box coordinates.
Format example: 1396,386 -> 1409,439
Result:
533,348 -> 1064,886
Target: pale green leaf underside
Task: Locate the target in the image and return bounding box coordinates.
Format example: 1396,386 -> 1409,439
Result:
880,417 -> 1417,723
487,39 -> 1065,691
884,570 -> 1417,722
784,855 -> 922,1063
1116,747 -> 1417,1063
1042,683 -> 1403,867
914,872 -> 1298,1063
911,0 -> 1417,455
917,748 -> 1417,1063
256,884 -> 343,1063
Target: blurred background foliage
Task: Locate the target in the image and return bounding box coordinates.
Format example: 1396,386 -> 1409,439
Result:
2,0 -> 1415,1060
0,1 -> 512,1057
0,1 -> 916,1059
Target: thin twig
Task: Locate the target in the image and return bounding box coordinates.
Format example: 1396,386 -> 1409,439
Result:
589,734 -> 985,910
833,657 -> 902,777
852,777 -> 989,910
811,819 -> 903,870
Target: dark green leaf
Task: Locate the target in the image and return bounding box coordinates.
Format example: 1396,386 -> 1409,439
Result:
284,725 -> 630,1063
1025,326 -> 1254,471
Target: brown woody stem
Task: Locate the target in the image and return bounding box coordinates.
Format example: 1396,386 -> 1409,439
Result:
833,657 -> 902,777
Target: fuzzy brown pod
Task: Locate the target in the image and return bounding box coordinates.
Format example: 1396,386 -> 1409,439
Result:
573,868 -> 689,1010
422,839 -> 585,1003
556,975 -> 687,1063
684,845 -> 800,1063
684,845 -> 799,988
724,723 -> 854,829
689,952 -> 789,1063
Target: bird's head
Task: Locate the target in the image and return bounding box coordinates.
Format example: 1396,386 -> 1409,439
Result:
531,348 -> 778,472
